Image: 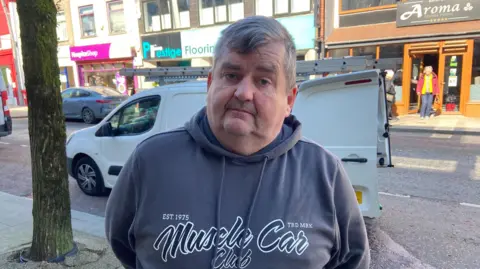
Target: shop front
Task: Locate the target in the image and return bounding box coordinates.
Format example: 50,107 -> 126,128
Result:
325,0 -> 480,117
180,14 -> 318,67
0,50 -> 17,105
69,43 -> 135,95
141,32 -> 190,67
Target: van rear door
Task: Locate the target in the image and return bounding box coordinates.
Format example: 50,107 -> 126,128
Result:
293,70 -> 386,219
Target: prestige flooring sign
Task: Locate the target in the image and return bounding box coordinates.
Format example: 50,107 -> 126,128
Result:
142,33 -> 182,60
396,0 -> 478,27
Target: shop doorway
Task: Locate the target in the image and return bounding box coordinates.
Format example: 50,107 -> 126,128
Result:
408,53 -> 439,113
442,55 -> 463,112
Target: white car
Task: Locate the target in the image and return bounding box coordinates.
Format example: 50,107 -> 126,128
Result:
66,70 -> 392,219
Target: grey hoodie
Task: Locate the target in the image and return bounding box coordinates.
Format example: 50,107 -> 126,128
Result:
105,107 -> 370,269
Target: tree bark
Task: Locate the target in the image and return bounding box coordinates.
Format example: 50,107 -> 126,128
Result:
16,0 -> 74,261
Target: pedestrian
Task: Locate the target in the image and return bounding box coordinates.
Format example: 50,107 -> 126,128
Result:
385,70 -> 396,121
105,15 -> 370,269
416,66 -> 439,119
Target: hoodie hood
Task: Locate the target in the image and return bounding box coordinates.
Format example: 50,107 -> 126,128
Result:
185,106 -> 302,163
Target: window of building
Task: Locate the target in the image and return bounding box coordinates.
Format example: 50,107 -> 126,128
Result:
79,5 -> 96,38
107,1 -> 126,34
341,0 -> 398,12
143,0 -> 190,32
256,0 -> 310,16
328,48 -> 350,58
352,46 -> 377,59
56,11 -> 68,41
199,0 -> 244,26
470,40 -> 480,102
379,44 -> 403,59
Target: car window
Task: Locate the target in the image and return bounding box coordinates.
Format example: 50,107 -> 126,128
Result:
90,86 -> 121,96
76,90 -> 91,97
61,89 -> 73,98
109,96 -> 161,136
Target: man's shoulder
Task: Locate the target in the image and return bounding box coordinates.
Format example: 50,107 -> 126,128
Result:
136,127 -> 192,153
296,136 -> 341,164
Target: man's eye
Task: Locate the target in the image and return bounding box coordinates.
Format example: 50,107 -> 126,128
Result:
259,79 -> 271,86
224,73 -> 238,80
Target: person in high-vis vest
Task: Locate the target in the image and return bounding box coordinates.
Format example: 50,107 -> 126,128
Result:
416,66 -> 439,119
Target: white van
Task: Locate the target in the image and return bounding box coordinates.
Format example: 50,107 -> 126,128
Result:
66,70 -> 392,218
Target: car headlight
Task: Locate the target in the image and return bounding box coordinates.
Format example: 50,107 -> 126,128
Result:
66,132 -> 76,145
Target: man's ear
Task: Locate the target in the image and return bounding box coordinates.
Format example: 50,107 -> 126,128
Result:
285,87 -> 298,117
207,72 -> 213,92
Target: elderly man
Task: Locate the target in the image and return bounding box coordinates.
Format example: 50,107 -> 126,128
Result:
105,16 -> 369,269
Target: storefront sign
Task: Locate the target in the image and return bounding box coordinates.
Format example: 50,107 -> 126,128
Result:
180,14 -> 315,59
142,33 -> 182,60
69,43 -> 111,61
396,0 -> 479,27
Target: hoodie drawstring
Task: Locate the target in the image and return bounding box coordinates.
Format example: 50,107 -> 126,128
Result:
211,157 -> 226,269
210,157 -> 268,269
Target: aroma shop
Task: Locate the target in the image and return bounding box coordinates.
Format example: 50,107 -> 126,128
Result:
143,42 -> 181,59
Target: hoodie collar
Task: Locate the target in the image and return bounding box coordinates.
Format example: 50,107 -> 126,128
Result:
185,106 -> 302,163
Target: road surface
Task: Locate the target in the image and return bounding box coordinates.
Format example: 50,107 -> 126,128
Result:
0,118 -> 479,268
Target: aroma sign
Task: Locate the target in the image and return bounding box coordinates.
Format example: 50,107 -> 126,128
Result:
396,0 -> 478,27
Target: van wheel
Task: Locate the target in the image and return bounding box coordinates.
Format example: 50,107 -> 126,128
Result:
82,108 -> 96,124
74,157 -> 107,196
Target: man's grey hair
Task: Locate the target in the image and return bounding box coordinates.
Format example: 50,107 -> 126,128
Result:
213,16 -> 297,89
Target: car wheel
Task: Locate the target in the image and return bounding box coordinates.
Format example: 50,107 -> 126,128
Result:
82,107 -> 96,124
74,156 -> 107,196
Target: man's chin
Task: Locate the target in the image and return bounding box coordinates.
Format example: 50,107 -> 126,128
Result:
223,119 -> 253,136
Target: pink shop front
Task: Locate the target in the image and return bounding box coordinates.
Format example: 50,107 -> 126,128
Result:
69,43 -> 137,94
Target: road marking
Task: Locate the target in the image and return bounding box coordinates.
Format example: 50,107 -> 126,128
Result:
392,156 -> 457,172
379,192 -> 411,198
430,133 -> 452,139
460,202 -> 480,209
20,145 -> 29,148
471,156 -> 480,181
0,141 -> 10,145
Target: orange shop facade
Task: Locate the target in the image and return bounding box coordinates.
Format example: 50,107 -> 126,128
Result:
323,0 -> 480,118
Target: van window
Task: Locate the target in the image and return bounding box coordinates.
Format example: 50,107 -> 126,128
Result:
110,96 -> 161,136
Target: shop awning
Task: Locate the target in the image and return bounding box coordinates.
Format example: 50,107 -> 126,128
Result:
325,21 -> 480,48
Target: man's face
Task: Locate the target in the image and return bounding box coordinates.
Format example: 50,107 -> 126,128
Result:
206,42 -> 297,142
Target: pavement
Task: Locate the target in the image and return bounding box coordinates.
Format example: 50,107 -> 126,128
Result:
9,106 -> 28,119
390,114 -> 480,135
0,191 -> 122,268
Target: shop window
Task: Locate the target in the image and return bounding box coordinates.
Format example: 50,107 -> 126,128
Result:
256,0 -> 310,16
56,12 -> 68,41
79,5 -> 96,38
379,44 -> 403,59
107,1 -> 126,34
471,40 -> 480,102
328,48 -> 349,58
200,0 -> 244,26
341,0 -> 398,12
352,46 -> 376,59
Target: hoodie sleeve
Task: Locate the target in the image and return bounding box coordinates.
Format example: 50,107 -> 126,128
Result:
326,160 -> 370,269
105,148 -> 140,269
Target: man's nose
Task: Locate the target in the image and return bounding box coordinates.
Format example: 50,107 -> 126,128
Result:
234,77 -> 255,101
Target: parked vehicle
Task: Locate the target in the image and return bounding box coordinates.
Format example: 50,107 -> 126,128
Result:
66,70 -> 392,219
61,86 -> 128,124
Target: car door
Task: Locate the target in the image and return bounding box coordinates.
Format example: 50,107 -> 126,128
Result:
61,89 -> 74,117
99,95 -> 161,187
293,70 -> 384,219
70,89 -> 91,118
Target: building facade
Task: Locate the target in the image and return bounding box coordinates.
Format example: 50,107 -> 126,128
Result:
137,0 -> 319,88
322,0 -> 480,118
57,0 -> 78,91
0,0 -> 25,106
69,0 -> 141,94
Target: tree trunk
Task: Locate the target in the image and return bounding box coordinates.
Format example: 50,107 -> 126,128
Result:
16,0 -> 74,261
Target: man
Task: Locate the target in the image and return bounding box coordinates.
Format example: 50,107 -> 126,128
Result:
416,66 -> 439,119
105,16 -> 369,269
